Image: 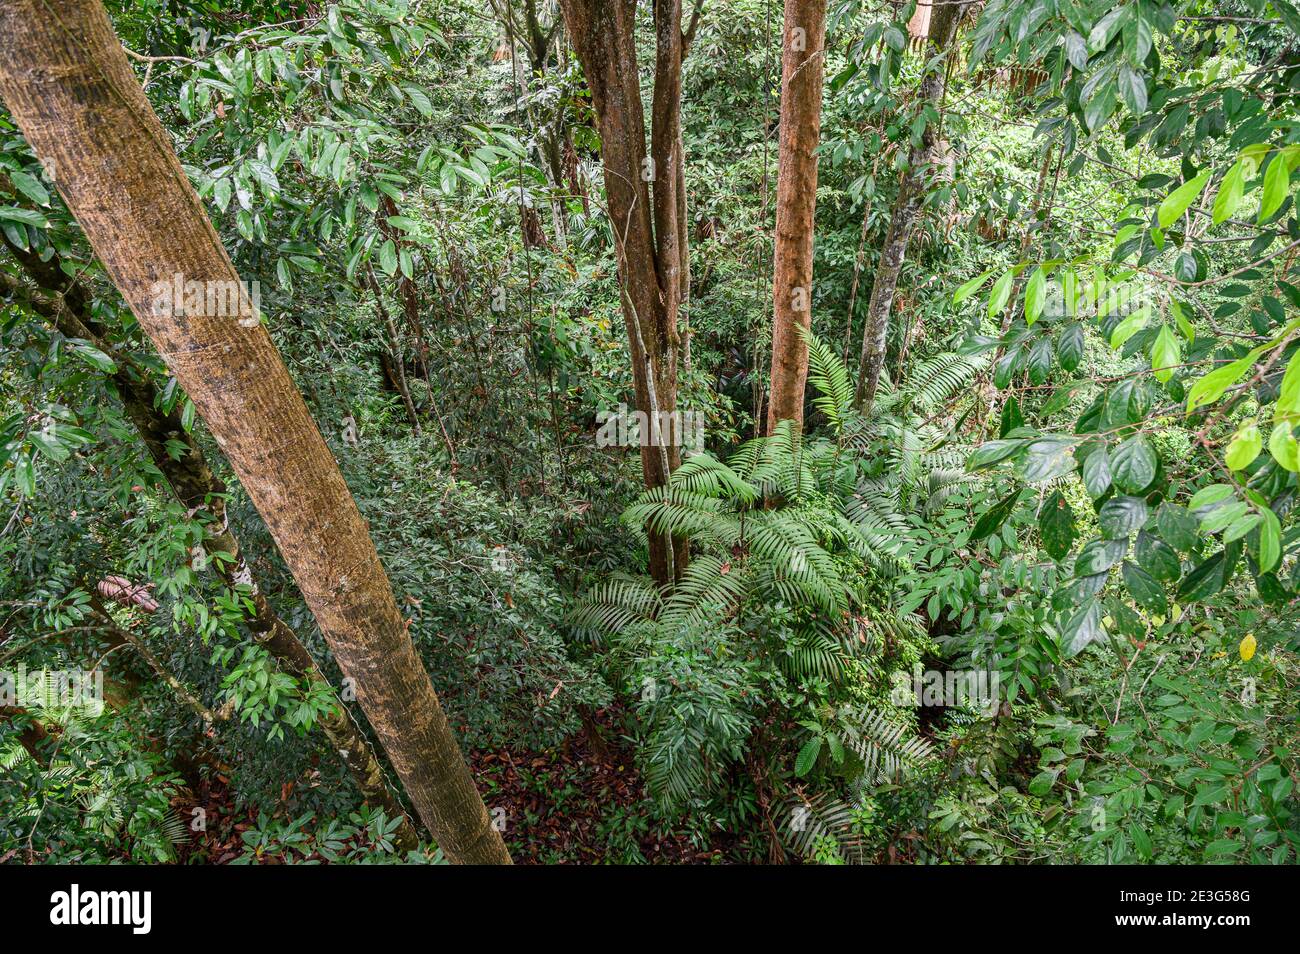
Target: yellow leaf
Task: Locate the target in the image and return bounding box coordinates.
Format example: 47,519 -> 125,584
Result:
1240,633 -> 1256,661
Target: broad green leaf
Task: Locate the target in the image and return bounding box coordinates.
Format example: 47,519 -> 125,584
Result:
953,269 -> 993,304
1061,601 -> 1105,657
1258,153 -> 1290,222
1081,445 -> 1112,498
1150,325 -> 1180,382
1257,507 -> 1282,573
1157,171 -> 1210,229
987,268 -> 1015,318
1025,268 -> 1046,325
378,239 -> 399,277
1269,421 -> 1300,471
1110,306 -> 1149,348
1225,422 -> 1262,470
1122,561 -> 1167,615
1039,490 -> 1076,560
1186,357 -> 1254,413
794,737 -> 820,777
972,488 -> 1023,540
1212,160 -> 1245,225
1112,435 -> 1157,492
1099,496 -> 1148,539
1188,484 -> 1234,511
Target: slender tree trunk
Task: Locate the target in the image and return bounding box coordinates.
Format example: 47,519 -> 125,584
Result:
766,0 -> 827,434
853,0 -> 967,411
0,0 -> 508,864
559,0 -> 688,585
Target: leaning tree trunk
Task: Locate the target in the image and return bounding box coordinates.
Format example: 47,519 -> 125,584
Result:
854,0 -> 967,411
559,0 -> 688,585
0,0 -> 509,864
766,0 -> 827,434
0,237 -> 419,853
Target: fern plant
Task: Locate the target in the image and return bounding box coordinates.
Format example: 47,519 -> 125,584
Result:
569,335 -> 975,818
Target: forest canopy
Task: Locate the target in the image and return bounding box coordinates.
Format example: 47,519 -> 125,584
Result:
0,0 -> 1297,871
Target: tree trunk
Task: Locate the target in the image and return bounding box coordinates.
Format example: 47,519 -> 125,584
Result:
854,1 -> 967,411
559,0 -> 688,585
766,0 -> 827,434
0,0 -> 509,864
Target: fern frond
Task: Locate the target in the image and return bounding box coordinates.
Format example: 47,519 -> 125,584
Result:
801,329 -> 856,435
781,791 -> 866,864
567,574 -> 663,643
839,705 -> 936,786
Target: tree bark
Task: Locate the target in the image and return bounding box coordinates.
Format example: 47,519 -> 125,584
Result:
559,0 -> 688,585
853,1 -> 967,411
766,0 -> 827,434
0,0 -> 508,864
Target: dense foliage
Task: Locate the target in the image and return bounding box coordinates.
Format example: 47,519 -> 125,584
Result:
1,0 -> 1297,865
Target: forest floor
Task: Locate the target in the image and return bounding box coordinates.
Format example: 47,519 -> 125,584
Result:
470,707 -> 731,864
174,707 -> 732,864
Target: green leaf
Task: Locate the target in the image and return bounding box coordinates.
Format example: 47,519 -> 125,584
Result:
1075,537 -> 1127,576
1257,507 -> 1281,573
1212,160 -> 1245,225
1169,299 -> 1195,342
1200,500 -> 1248,535
953,269 -> 993,304
1039,490 -> 1077,560
1118,64 -> 1147,114
1156,503 -> 1199,552
795,737 -> 821,777
378,239 -> 399,277
1024,268 -> 1046,325
1222,511 -> 1261,543
1061,600 -> 1105,656
1188,484 -> 1234,511
1110,306 -> 1149,348
1150,325 -> 1180,383
967,438 -> 1027,471
1057,324 -> 1085,372
1225,422 -> 1262,471
1018,438 -> 1076,483
987,268 -> 1015,318
1158,171 -> 1211,229
1111,435 -> 1157,492
1136,530 -> 1181,581
69,341 -> 117,373
1122,561 -> 1167,614
1178,551 -> 1229,601
1275,349 -> 1300,421
29,429 -> 69,463
8,170 -> 49,205
0,206 -> 48,228
213,178 -> 233,213
1269,422 -> 1300,471
1081,445 -> 1112,498
1099,496 -> 1149,539
1186,357 -> 1254,413
972,488 -> 1023,541
1258,153 -> 1290,222
402,85 -> 433,117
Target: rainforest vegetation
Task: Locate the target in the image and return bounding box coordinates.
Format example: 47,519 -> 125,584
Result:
0,0 -> 1298,866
